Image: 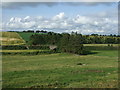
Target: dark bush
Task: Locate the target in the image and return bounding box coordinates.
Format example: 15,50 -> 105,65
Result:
77,63 -> 83,65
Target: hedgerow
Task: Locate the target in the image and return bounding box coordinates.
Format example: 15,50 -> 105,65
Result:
2,45 -> 49,50
2,50 -> 56,55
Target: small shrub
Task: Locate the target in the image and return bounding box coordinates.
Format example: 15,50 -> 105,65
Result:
77,63 -> 83,65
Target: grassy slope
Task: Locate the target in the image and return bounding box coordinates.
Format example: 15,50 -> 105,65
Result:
1,32 -> 22,39
0,32 -> 25,45
17,32 -> 47,42
2,50 -> 118,88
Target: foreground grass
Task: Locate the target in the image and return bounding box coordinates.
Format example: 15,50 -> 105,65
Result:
2,50 -> 118,88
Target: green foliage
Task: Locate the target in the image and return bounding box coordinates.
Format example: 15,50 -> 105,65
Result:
2,45 -> 27,50
29,32 -> 62,45
2,50 -> 55,55
28,45 -> 49,50
2,45 -> 49,50
29,34 -> 46,45
82,35 -> 120,44
28,32 -> 85,55
28,32 -> 120,55
59,33 -> 84,55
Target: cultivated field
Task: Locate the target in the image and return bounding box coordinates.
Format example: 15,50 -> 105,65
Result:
0,32 -> 25,45
2,49 -> 118,88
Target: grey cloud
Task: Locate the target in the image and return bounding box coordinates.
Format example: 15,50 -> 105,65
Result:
2,2 -> 115,9
65,2 -> 115,6
2,2 -> 58,9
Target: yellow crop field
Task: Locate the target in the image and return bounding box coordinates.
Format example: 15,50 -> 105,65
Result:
0,32 -> 26,45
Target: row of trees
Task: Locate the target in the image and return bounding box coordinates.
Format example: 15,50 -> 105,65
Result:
29,32 -> 120,54
29,32 -> 120,45
82,35 -> 120,44
29,32 -> 61,45
22,30 -> 48,33
11,30 -> 120,37
29,32 -> 84,54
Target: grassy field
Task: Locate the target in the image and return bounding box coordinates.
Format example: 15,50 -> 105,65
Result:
1,32 -> 119,88
0,32 -> 25,45
2,50 -> 118,88
17,32 -> 47,42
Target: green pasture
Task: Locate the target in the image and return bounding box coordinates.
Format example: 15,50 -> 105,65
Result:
17,32 -> 47,42
2,49 -> 118,88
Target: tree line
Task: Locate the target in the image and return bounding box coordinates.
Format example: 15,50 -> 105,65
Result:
29,32 -> 120,45
29,32 -> 84,54
29,32 -> 120,55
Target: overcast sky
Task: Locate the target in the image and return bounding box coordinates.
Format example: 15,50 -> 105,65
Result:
2,2 -> 118,35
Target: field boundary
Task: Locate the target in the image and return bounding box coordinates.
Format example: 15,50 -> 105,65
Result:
16,32 -> 26,44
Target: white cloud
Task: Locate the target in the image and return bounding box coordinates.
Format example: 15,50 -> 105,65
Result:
24,16 -> 30,20
36,16 -> 44,20
3,12 -> 118,35
24,16 -> 31,22
23,21 -> 36,28
5,16 -> 36,29
52,12 -> 65,20
9,17 -> 22,22
94,21 -> 99,25
73,15 -> 91,24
